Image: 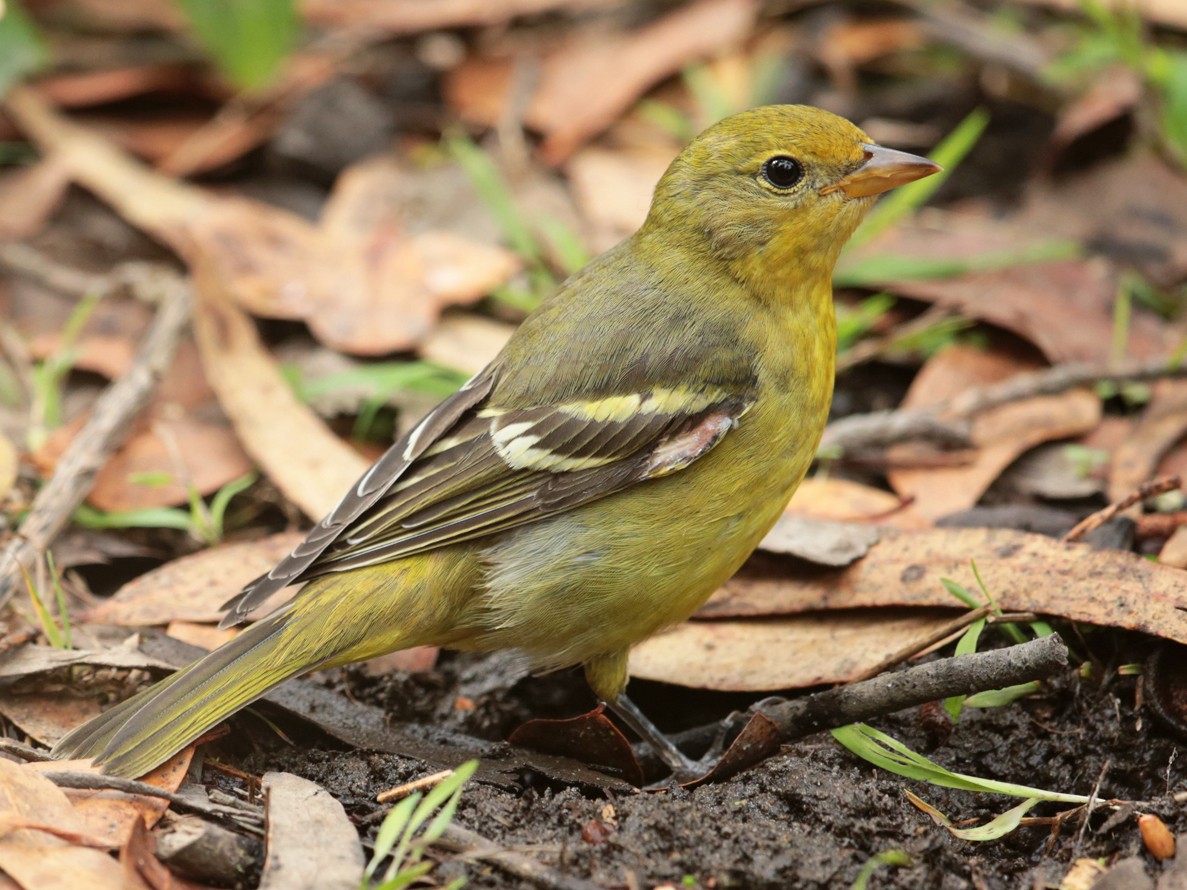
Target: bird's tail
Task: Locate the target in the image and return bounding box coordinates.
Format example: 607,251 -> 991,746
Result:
52,606 -> 319,777
53,552 -> 476,778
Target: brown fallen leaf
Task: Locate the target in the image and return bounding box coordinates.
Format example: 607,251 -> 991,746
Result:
566,144 -> 674,250
34,412 -> 252,512
698,526 -> 1187,647
758,515 -> 880,567
85,531 -> 304,626
0,432 -> 16,503
165,620 -> 239,651
1110,380 -> 1187,503
629,608 -> 959,691
0,758 -> 139,890
259,772 -> 363,890
28,748 -> 194,847
0,693 -> 103,745
1015,152 -> 1187,288
787,477 -> 930,529
445,0 -> 757,164
887,343 -> 1101,520
1047,67 -> 1142,161
419,313 -> 515,376
852,212 -> 1176,362
0,156 -> 70,241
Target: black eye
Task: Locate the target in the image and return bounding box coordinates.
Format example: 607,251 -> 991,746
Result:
761,155 -> 804,190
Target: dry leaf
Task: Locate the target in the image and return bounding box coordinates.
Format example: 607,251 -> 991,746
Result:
0,759 -> 136,890
787,477 -> 930,529
419,314 -> 515,376
165,621 -> 239,650
888,344 -> 1101,520
0,157 -> 70,241
0,432 -> 16,503
857,212 -> 1175,362
28,748 -> 194,846
446,0 -> 757,164
1110,380 -> 1187,502
629,608 -> 958,691
566,145 -> 673,249
259,772 -> 364,890
85,531 -> 305,626
698,526 -> 1187,646
0,693 -> 103,745
758,515 -> 880,567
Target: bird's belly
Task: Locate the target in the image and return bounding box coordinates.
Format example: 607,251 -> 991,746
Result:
472,394 -> 818,668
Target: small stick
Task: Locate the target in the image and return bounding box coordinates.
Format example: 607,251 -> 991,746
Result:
824,357 -> 1187,453
437,823 -> 602,890
1062,475 -> 1181,544
376,769 -> 455,804
658,634 -> 1069,767
0,276 -> 191,606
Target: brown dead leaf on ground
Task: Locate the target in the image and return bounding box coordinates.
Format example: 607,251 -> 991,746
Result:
164,620 -> 239,651
1046,67 -> 1142,162
445,0 -> 757,164
419,314 -> 515,376
1109,380 -> 1187,502
854,212 -> 1177,362
0,157 -> 71,241
0,693 -> 102,745
1015,152 -> 1187,288
697,526 -> 1187,645
301,0 -> 621,32
34,412 -> 252,512
85,531 -> 304,626
0,758 -> 138,890
28,748 -> 194,847
566,144 -> 674,250
259,772 -> 364,890
787,477 -> 930,529
887,343 -> 1101,520
629,608 -> 958,691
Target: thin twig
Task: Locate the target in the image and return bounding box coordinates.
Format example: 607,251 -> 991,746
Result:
659,634 -> 1069,768
823,357 -> 1187,454
42,771 -> 265,833
0,275 -> 191,606
438,823 -> 603,890
1062,475 -> 1182,543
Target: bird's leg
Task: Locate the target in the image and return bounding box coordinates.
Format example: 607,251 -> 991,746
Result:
605,693 -> 709,780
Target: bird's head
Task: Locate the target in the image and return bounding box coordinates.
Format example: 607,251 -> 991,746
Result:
644,105 -> 940,296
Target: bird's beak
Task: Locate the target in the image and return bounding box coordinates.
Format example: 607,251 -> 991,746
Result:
821,144 -> 942,199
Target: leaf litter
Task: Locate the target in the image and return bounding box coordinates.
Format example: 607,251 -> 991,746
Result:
4,1 -> 1187,887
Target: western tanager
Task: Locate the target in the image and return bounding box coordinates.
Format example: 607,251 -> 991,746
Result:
54,105 -> 939,778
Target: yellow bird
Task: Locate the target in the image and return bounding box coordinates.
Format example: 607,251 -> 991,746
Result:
54,105 -> 939,778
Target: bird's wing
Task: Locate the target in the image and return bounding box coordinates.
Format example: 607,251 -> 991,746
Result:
221,369 -> 753,625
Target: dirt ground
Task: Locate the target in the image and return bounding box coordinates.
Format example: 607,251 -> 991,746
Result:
214,632 -> 1178,890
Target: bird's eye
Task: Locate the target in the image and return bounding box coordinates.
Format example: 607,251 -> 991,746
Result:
760,156 -> 804,190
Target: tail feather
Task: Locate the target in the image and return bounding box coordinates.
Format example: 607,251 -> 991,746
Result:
53,609 -> 311,777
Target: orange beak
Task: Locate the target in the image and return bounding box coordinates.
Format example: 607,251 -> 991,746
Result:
821,144 -> 942,199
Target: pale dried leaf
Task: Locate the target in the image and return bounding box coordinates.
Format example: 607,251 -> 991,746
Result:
699,526 -> 1187,646
629,608 -> 958,691
758,515 -> 880,567
259,772 -> 364,890
85,531 -> 305,626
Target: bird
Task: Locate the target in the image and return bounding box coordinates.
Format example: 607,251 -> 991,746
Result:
53,105 -> 940,779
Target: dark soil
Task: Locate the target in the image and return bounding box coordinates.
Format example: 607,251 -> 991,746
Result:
228,633 -> 1183,889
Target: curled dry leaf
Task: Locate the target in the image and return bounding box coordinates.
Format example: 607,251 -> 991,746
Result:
0,759 -> 133,890
445,0 -> 757,164
27,747 -> 194,847
856,212 -> 1176,363
699,526 -> 1187,647
259,773 -> 364,890
85,531 -> 305,626
787,477 -> 930,529
629,608 -> 959,691
888,343 -> 1101,521
0,156 -> 71,241
1109,380 -> 1187,503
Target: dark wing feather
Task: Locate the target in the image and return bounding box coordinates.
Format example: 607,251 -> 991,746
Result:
219,367 -> 498,627
222,370 -> 754,624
